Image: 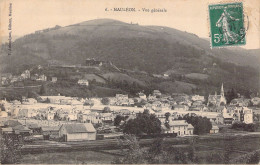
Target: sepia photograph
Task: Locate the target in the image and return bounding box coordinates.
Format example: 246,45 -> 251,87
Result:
0,0 -> 260,164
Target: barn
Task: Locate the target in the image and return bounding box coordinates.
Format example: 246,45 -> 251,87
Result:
59,123 -> 96,141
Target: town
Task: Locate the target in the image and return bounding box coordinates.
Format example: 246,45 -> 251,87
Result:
1,67 -> 260,141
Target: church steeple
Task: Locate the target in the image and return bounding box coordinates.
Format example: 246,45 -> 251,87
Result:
221,83 -> 224,97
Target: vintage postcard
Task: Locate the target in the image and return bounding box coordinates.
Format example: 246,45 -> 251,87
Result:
0,0 -> 259,164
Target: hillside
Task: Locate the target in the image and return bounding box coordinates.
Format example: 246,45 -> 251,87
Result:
0,18 -> 259,95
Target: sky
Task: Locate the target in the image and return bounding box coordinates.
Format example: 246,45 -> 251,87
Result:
0,0 -> 259,49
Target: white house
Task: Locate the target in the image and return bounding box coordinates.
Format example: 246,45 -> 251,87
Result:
153,90 -> 162,97
251,97 -> 260,106
22,98 -> 37,105
115,94 -> 129,106
36,74 -> 47,81
138,92 -> 147,100
191,95 -> 205,102
164,120 -> 194,136
174,105 -> 189,111
78,79 -> 89,86
241,107 -> 253,124
51,77 -> 57,83
210,125 -> 219,133
46,112 -> 55,120
59,123 -> 96,141
21,70 -> 30,79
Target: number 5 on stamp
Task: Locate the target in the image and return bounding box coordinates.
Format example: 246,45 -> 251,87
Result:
209,2 -> 246,48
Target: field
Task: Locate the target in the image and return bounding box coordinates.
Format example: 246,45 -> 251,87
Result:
158,80 -> 197,94
19,133 -> 260,164
20,150 -> 116,164
194,135 -> 260,163
185,73 -> 209,80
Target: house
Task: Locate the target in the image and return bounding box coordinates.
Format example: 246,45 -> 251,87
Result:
36,74 -> 47,81
174,95 -> 192,106
116,94 -> 128,100
46,112 -> 55,120
78,79 -> 89,86
0,111 -> 8,117
13,125 -> 32,135
1,127 -> 13,134
1,73 -> 12,85
251,97 -> 260,106
18,109 -> 37,118
155,112 -> 167,123
1,76 -> 9,85
27,123 -> 42,134
138,92 -> 147,100
174,105 -> 188,111
230,98 -> 250,107
22,98 -> 37,105
115,94 -> 129,106
215,114 -> 224,124
189,105 -> 205,111
85,58 -> 103,66
4,120 -> 23,127
77,112 -> 102,124
147,95 -> 157,101
42,126 -> 60,138
187,124 -> 194,135
191,95 -> 205,102
153,90 -> 162,97
59,123 -> 96,141
240,107 -> 253,124
10,76 -> 19,83
164,120 -> 194,136
210,125 -> 219,133
208,83 -> 227,106
222,108 -> 234,125
117,109 -> 133,116
21,70 -> 30,79
192,100 -> 204,106
38,65 -> 43,69
100,113 -> 114,123
40,95 -> 73,104
51,77 -> 57,83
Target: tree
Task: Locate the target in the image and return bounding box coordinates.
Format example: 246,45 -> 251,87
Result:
101,97 -> 110,105
0,104 -> 6,111
179,115 -> 212,135
102,107 -> 111,113
246,151 -> 260,164
135,99 -> 147,107
123,110 -> 161,135
112,135 -> 199,164
114,115 -> 124,126
112,135 -> 148,164
0,134 -> 22,164
84,100 -> 94,108
226,88 -> 238,104
164,112 -> 170,129
39,84 -> 46,95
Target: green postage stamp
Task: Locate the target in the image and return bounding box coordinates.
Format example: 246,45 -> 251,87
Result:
208,2 -> 246,48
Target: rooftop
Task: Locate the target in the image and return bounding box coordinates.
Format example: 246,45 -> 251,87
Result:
61,123 -> 96,134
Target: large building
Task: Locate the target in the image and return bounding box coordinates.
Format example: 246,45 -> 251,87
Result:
59,123 -> 96,141
208,83 -> 227,106
163,120 -> 194,136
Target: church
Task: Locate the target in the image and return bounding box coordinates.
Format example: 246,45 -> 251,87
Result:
208,83 -> 227,106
